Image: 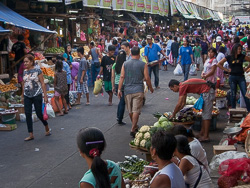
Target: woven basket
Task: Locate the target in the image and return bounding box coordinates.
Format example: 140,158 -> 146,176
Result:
245,132 -> 250,157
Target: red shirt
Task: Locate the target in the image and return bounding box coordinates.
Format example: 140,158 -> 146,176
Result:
218,30 -> 224,38
179,78 -> 210,96
129,40 -> 138,48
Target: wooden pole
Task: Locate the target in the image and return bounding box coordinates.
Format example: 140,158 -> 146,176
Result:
9,33 -> 54,70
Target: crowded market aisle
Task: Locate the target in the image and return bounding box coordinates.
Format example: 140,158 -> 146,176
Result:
0,66 -> 227,188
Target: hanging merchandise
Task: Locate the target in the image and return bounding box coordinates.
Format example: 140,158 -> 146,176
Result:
135,0 -> 145,12
126,0 -> 135,11
80,31 -> 86,41
112,0 -> 125,10
76,23 -> 80,37
158,0 -> 164,16
169,0 -> 178,16
144,0 -> 151,14
151,0 -> 159,14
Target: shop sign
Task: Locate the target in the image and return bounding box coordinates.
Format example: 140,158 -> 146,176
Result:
125,0 -> 135,11
135,0 -> 145,12
169,0 -> 178,16
100,0 -> 111,9
144,0 -> 151,13
38,0 -> 62,2
158,0 -> 164,16
112,0 -> 125,10
83,0 -> 100,7
76,23 -> 80,37
164,0 -> 169,16
65,0 -> 81,4
151,0 -> 159,14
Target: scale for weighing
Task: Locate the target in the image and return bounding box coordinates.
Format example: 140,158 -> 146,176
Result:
220,127 -> 242,145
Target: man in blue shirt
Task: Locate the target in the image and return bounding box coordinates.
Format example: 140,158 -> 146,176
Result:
144,35 -> 167,89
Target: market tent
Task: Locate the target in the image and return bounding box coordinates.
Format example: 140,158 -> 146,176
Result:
0,26 -> 11,33
0,2 -> 56,33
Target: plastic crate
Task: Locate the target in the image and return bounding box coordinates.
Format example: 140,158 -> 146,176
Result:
192,116 -> 217,131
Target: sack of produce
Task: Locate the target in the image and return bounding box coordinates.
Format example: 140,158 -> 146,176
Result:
189,64 -> 197,76
173,64 -> 183,76
193,94 -> 204,110
93,79 -> 102,95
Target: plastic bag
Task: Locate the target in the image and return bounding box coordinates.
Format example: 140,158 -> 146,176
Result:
173,64 -> 183,76
193,94 -> 204,110
46,103 -> 55,118
93,79 -> 103,95
189,64 -> 197,76
43,105 -> 49,121
209,151 -> 248,171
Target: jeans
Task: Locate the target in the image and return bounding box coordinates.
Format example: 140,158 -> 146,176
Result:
24,94 -> 48,133
229,75 -> 250,112
148,65 -> 159,88
182,64 -> 191,81
65,84 -> 70,104
115,84 -> 125,122
91,64 -> 100,87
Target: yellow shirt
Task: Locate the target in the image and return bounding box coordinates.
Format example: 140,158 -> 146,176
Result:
140,47 -> 147,63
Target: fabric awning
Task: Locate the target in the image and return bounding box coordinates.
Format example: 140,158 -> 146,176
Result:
0,2 -> 56,33
0,26 -> 11,33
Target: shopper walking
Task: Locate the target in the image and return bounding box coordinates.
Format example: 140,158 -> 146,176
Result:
145,35 -> 167,89
54,60 -> 68,116
99,45 -> 116,106
217,43 -> 250,112
200,35 -> 209,65
22,54 -> 50,141
171,36 -> 179,67
118,47 -> 154,137
88,41 -> 102,87
112,50 -> 126,125
178,38 -> 195,81
76,47 -> 90,105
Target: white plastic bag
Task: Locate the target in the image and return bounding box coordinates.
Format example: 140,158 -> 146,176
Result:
173,64 -> 183,76
189,64 -> 197,76
46,103 -> 55,118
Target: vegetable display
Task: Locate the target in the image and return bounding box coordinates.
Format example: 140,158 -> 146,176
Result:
41,67 -> 54,77
186,96 -> 198,105
118,155 -> 149,180
45,47 -> 64,54
131,125 -> 151,151
43,75 -> 54,85
193,106 -> 220,116
216,89 -> 227,97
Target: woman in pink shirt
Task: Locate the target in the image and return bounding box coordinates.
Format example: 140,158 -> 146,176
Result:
97,38 -> 105,53
201,48 -> 218,83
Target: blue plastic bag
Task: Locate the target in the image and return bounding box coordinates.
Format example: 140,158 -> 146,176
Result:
193,94 -> 204,110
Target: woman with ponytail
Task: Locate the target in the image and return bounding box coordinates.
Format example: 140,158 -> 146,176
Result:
174,135 -> 213,188
172,125 -> 209,173
77,127 -> 125,188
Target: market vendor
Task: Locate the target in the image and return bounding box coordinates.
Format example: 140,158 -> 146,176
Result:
168,78 -> 215,142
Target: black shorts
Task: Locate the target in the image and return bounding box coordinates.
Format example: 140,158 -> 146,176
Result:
201,51 -> 208,55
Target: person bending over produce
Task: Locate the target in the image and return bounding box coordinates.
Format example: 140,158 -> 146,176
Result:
168,78 -> 215,142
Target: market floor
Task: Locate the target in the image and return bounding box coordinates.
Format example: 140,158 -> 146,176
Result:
0,66 -> 228,188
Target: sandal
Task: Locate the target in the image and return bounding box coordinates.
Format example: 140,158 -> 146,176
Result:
64,111 -> 68,114
45,130 -> 51,136
24,137 -> 34,141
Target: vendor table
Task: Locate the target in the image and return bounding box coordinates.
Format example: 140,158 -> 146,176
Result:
129,144 -> 152,162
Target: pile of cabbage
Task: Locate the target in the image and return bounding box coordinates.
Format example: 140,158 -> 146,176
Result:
186,96 -> 198,105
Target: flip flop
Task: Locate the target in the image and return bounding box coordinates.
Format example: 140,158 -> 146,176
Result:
24,137 -> 34,141
64,111 -> 68,114
199,139 -> 210,143
85,103 -> 90,106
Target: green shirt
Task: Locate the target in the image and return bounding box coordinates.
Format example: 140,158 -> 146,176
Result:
79,160 -> 122,188
193,46 -> 202,57
112,63 -> 121,85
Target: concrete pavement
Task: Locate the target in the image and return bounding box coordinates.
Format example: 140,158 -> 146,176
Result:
0,66 -> 228,188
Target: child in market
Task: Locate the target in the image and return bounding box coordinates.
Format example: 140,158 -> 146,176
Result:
54,60 -> 68,116
76,47 -> 90,105
98,45 -> 116,106
161,43 -> 168,71
193,40 -> 202,71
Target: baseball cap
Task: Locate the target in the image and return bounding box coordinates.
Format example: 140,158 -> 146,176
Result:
216,36 -> 222,42
146,35 -> 152,39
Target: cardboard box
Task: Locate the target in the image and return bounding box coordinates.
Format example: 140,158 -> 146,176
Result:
213,145 -> 236,155
0,124 -> 17,131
